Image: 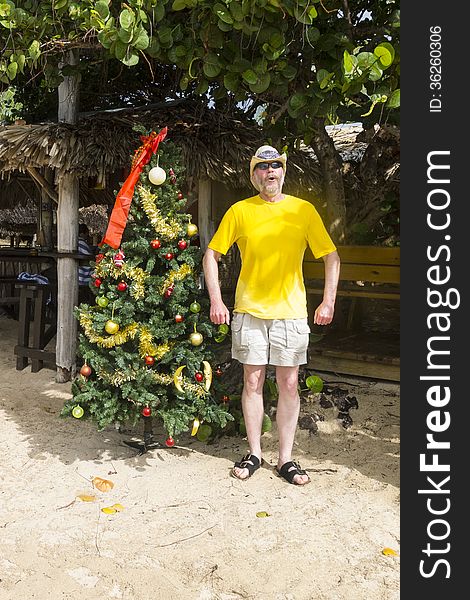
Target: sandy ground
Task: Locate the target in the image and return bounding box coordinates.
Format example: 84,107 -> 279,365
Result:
0,313 -> 400,600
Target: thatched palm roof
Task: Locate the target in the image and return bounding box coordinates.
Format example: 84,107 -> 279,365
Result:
0,101 -> 324,198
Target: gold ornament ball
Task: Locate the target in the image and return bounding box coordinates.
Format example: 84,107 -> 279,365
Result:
189,332 -> 203,346
105,319 -> 120,334
148,166 -> 167,185
187,223 -> 198,237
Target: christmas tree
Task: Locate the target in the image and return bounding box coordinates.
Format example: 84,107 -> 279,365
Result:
61,127 -> 233,446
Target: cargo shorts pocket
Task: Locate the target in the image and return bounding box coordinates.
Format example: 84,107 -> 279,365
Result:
286,319 -> 310,351
231,313 -> 249,347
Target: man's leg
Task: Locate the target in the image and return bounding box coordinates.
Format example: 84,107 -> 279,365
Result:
232,364 -> 266,480
275,365 -> 309,485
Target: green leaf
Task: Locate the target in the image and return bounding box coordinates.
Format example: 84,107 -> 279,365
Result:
374,42 -> 395,68
316,69 -> 334,89
306,26 -> 320,45
16,52 -> 25,73
153,2 -> 165,21
28,40 -> 41,61
269,32 -> 284,49
196,78 -> 209,95
98,29 -> 117,48
119,8 -> 135,30
172,0 -> 188,10
368,62 -> 383,82
288,93 -> 308,117
158,26 -> 173,48
0,4 -> 11,18
179,74 -> 190,91
6,61 -> 17,80
356,51 -> 376,70
217,19 -> 232,31
95,1 -> 110,20
241,69 -> 258,85
121,53 -> 139,67
280,64 -> 297,81
132,28 -> 149,51
229,1 -> 244,21
53,0 -> 68,9
249,72 -> 271,93
213,3 -> 234,24
294,4 -> 317,24
203,53 -> 221,78
113,39 -> 127,61
223,72 -> 239,92
343,50 -> 354,75
118,27 -> 133,43
386,89 -> 400,109
305,375 -> 323,392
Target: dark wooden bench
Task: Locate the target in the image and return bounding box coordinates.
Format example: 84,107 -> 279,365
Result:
303,245 -> 400,329
14,281 -> 57,372
0,276 -> 21,306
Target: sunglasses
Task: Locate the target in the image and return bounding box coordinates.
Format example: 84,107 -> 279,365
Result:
255,161 -> 283,170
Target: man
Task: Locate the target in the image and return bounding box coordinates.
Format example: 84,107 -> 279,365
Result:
203,145 -> 340,486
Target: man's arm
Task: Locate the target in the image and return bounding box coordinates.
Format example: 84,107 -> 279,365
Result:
314,250 -> 340,325
202,248 -> 231,325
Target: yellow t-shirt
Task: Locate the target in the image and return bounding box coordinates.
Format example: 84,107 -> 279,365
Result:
208,194 -> 336,319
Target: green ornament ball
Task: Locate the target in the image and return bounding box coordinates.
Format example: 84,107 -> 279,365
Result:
189,301 -> 201,313
72,405 -> 84,419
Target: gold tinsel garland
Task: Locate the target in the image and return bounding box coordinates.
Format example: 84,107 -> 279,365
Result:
153,373 -> 207,397
94,263 -> 147,300
79,311 -> 139,347
139,326 -> 173,358
161,264 -> 193,294
97,368 -> 140,386
95,368 -> 207,398
138,185 -> 181,240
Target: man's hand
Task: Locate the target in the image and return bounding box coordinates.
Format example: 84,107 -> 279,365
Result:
314,300 -> 335,326
210,298 -> 231,325
202,248 -> 231,325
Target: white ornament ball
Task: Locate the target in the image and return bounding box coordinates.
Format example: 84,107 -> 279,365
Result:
148,166 -> 167,185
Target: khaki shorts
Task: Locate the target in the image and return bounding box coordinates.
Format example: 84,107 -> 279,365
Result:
231,313 -> 311,367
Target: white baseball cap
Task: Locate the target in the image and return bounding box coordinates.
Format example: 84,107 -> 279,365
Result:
249,145 -> 287,179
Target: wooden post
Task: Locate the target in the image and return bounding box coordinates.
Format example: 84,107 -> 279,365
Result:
198,177 -> 214,251
55,49 -> 80,383
38,169 -> 54,250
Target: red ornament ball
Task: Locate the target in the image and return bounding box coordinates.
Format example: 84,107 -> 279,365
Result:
177,192 -> 184,200
177,239 -> 188,250
164,252 -> 174,261
142,406 -> 152,417
195,372 -> 204,383
150,239 -> 161,249
165,436 -> 175,447
80,364 -> 92,377
164,287 -> 173,298
117,281 -> 127,292
94,278 -> 102,287
215,367 -> 223,377
145,355 -> 155,366
175,314 -> 184,323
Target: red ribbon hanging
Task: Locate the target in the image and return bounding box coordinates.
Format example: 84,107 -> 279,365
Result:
100,126 -> 168,249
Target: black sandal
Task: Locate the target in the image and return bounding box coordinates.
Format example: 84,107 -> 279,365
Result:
276,461 -> 311,485
231,453 -> 262,480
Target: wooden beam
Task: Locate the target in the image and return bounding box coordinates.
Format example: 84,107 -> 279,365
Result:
55,48 -> 80,383
198,177 -> 214,251
26,167 -> 58,204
